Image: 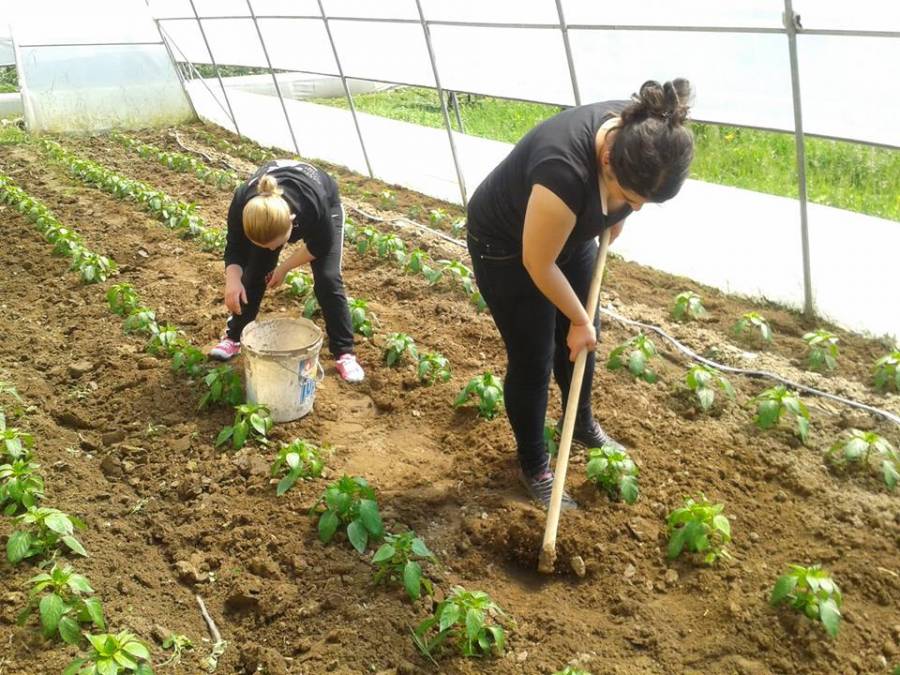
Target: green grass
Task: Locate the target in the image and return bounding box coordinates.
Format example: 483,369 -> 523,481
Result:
312,86 -> 900,222
0,66 -> 18,94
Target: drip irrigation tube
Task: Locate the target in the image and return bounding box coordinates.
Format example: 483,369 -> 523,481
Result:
348,204 -> 900,427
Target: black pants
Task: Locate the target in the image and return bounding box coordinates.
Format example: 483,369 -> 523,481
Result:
468,233 -> 599,477
226,204 -> 355,357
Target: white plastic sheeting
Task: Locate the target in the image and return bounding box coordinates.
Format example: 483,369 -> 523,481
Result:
0,37 -> 14,66
11,0 -> 193,133
151,0 -> 900,148
187,87 -> 899,339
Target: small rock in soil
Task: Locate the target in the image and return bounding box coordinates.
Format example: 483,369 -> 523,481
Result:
68,360 -> 93,378
174,560 -> 207,585
151,625 -> 171,644
664,569 -> 679,585
101,430 -> 126,446
137,357 -> 158,370
100,454 -> 123,479
248,556 -> 281,579
624,564 -> 637,579
171,435 -> 192,453
570,555 -> 586,578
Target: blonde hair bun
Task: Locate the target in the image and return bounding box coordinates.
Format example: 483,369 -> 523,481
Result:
257,174 -> 283,197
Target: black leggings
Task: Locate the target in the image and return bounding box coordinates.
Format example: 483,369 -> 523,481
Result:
468,233 -> 599,477
226,204 -> 355,357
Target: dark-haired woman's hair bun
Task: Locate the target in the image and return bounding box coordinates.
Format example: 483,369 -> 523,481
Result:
622,78 -> 692,126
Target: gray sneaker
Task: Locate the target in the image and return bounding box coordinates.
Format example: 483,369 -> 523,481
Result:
519,469 -> 577,510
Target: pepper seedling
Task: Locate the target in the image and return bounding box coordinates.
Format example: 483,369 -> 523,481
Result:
770,564 -> 842,638
454,373 -> 504,420
349,298 -> 376,338
607,333 -> 659,383
215,403 -> 273,450
803,329 -> 839,372
827,429 -> 898,490
384,333 -> 418,367
0,457 -> 45,515
750,385 -> 810,442
553,668 -> 593,675
145,322 -> 180,357
271,439 -> 327,496
586,444 -> 639,504
666,494 -> 732,565
684,364 -> 735,411
872,350 -> 900,392
412,586 -> 511,661
417,352 -> 451,386
7,506 -> 88,564
106,283 -> 140,317
313,475 -> 384,554
197,365 -> 244,410
169,341 -> 207,378
1,414 -> 35,461
371,530 -> 437,600
18,562 -> 105,645
122,307 -> 157,336
671,291 -> 708,322
732,311 -> 772,344
160,633 -> 194,667
63,630 -> 154,675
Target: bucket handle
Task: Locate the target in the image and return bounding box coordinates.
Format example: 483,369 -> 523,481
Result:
269,356 -> 326,385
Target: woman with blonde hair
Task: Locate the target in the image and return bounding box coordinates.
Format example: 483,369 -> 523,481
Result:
210,160 -> 364,383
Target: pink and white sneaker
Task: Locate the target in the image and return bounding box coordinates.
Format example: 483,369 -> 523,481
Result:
209,338 -> 241,361
335,353 -> 364,383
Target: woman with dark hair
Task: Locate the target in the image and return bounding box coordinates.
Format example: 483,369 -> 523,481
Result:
466,79 -> 694,508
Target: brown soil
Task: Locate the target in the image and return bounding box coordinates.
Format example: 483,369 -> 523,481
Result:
0,124 -> 898,675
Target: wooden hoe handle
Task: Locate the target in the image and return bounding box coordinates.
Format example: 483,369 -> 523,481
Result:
538,229 -> 612,573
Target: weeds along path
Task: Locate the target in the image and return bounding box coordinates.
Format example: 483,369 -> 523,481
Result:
4,130 -> 897,673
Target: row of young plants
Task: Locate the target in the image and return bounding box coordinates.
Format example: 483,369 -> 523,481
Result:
344,219 -> 487,312
36,139 -> 226,253
110,133 -> 240,192
674,291 -> 900,391
605,330 -> 899,489
0,174 -> 116,283
0,184 -> 164,672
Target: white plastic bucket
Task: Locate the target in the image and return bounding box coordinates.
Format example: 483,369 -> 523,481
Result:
241,317 -> 324,423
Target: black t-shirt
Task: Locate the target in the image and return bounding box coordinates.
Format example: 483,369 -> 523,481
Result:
224,160 -> 339,267
466,101 -> 633,255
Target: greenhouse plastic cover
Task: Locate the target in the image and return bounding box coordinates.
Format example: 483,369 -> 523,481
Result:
9,0 -> 194,132
153,0 -> 900,147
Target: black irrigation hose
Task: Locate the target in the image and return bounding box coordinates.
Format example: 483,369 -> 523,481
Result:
348,204 -> 900,427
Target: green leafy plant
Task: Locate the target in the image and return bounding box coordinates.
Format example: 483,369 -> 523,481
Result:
732,311 -> 772,344
666,494 -> 732,564
553,668 -> 593,675
371,531 -> 437,600
750,385 -> 810,442
544,419 -> 560,457
145,322 -> 180,357
113,133 -> 239,192
586,444 -> 639,504
169,341 -> 207,378
428,208 -> 447,225
803,329 -> 839,372
872,350 -> 900,392
215,403 -> 273,450
7,506 -> 88,564
285,269 -> 313,299
375,233 -> 407,262
349,298 -> 376,338
271,439 -> 327,496
384,333 -> 418,367
770,564 -> 842,638
198,365 -> 244,410
454,373 -> 504,420
403,248 -> 432,275
0,457 -> 44,515
122,307 -> 157,335
1,413 -> 35,460
684,364 -> 736,411
106,283 -> 140,317
827,429 -> 898,490
450,220 -> 466,237
160,633 -> 194,667
416,351 -> 451,385
313,475 -> 384,554
607,333 -> 659,383
353,225 -> 379,255
70,248 -> 117,284
412,586 -> 510,661
378,190 -> 397,210
18,563 -> 105,644
64,630 -> 154,675
672,291 -> 708,322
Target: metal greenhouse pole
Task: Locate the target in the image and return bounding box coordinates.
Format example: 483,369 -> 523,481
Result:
414,0 -> 468,206
783,0 -> 815,317
187,0 -> 241,137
